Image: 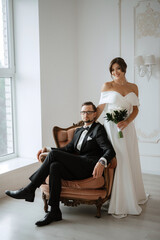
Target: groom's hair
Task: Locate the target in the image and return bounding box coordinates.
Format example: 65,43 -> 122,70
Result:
81,101 -> 97,112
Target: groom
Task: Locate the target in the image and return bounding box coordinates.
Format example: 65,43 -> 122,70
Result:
5,101 -> 116,227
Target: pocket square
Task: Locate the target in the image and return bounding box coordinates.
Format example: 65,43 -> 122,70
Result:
87,136 -> 92,141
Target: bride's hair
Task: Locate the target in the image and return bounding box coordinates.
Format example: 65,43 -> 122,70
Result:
109,57 -> 127,74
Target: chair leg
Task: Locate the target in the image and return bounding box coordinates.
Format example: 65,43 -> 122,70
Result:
42,192 -> 48,213
95,204 -> 102,218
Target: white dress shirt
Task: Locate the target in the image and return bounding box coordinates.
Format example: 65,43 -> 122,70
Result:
76,125 -> 91,151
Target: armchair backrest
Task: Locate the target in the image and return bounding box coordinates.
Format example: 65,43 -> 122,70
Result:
53,121 -> 83,148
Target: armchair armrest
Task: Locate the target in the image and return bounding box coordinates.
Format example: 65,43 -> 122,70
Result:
104,157 -> 117,195
109,157 -> 117,169
39,152 -> 49,163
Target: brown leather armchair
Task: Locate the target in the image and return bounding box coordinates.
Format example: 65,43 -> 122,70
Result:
39,122 -> 117,218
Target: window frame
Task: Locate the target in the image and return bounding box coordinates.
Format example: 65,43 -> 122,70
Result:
0,0 -> 17,161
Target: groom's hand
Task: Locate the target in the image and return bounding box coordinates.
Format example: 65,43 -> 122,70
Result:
92,162 -> 104,178
37,147 -> 48,161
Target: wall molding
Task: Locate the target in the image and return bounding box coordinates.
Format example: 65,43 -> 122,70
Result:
133,0 -> 160,143
140,154 -> 160,157
137,128 -> 160,143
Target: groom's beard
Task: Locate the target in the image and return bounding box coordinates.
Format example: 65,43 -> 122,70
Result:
83,119 -> 94,124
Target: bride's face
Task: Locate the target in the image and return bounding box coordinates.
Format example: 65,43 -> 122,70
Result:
111,63 -> 125,80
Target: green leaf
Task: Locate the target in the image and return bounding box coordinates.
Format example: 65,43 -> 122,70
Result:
105,109 -> 128,124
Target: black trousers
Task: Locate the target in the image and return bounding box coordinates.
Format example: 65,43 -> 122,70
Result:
29,149 -> 96,207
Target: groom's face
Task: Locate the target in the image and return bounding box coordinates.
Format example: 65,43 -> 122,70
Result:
80,105 -> 97,125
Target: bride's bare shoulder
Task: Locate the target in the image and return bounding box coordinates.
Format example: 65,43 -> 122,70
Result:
128,82 -> 138,96
101,81 -> 113,92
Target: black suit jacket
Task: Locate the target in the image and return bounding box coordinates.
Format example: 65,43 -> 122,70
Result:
58,122 -> 115,165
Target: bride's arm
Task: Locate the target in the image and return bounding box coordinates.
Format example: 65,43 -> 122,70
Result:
96,82 -> 111,120
127,106 -> 139,124
117,84 -> 139,130
117,106 -> 139,130
96,104 -> 106,120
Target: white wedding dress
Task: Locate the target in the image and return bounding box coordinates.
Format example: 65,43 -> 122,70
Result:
99,91 -> 148,218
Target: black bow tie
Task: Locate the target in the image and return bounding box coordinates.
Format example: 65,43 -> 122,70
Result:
83,126 -> 89,131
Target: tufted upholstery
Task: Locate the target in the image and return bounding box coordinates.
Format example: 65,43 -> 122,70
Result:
56,128 -> 76,147
53,125 -> 81,148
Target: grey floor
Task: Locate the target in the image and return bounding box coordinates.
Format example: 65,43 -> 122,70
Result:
0,174 -> 160,240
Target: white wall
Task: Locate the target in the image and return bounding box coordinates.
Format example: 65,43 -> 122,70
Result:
120,0 -> 160,175
12,0 -> 160,174
38,0 -> 120,144
13,0 -> 42,158
77,0 -> 120,110
38,0 -> 160,174
39,0 -> 79,147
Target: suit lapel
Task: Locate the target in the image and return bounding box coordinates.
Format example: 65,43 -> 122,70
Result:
80,122 -> 96,151
74,127 -> 84,149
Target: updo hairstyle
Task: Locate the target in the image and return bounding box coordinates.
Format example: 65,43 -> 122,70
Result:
109,57 -> 127,75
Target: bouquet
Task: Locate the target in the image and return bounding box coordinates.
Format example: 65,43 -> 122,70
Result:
105,108 -> 128,138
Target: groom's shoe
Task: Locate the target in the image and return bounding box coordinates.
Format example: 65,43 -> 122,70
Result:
5,188 -> 35,202
35,211 -> 62,227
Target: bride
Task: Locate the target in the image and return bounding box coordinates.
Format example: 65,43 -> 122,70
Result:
97,57 -> 148,218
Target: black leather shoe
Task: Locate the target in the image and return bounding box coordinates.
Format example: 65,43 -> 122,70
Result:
35,211 -> 62,227
5,188 -> 35,202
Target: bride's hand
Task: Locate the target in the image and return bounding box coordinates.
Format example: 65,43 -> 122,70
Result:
117,120 -> 129,130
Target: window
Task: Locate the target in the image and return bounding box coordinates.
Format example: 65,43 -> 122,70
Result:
0,0 -> 16,160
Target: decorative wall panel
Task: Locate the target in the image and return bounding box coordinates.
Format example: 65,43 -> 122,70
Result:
136,2 -> 160,38
134,0 -> 160,143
